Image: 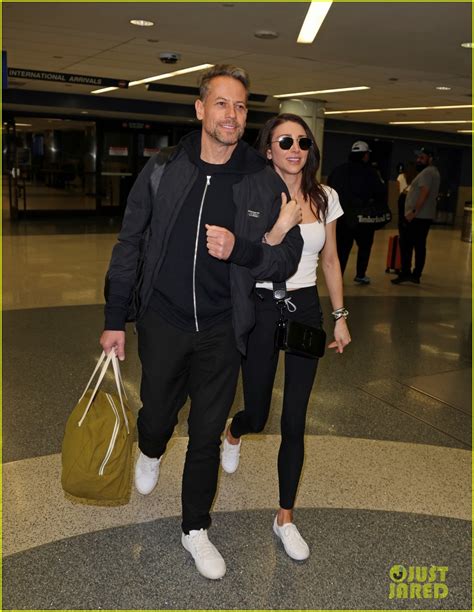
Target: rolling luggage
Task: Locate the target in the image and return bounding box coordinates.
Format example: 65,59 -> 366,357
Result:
385,235 -> 401,273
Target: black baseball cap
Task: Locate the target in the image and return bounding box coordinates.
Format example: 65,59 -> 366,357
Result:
414,146 -> 435,157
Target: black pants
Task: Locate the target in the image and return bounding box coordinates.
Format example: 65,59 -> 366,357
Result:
336,221 -> 375,278
230,287 -> 320,509
399,218 -> 432,279
137,309 -> 240,533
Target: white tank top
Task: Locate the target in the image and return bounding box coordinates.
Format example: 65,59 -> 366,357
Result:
256,185 -> 343,290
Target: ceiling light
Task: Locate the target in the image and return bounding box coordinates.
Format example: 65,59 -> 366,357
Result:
389,120 -> 472,125
461,42 -> 474,48
128,64 -> 214,87
130,19 -> 154,27
297,1 -> 333,44
274,86 -> 370,98
435,86 -> 452,91
91,86 -> 119,94
80,111 -> 89,114
15,122 -> 32,127
458,130 -> 473,133
254,30 -> 279,40
92,64 -> 214,94
326,104 -> 473,115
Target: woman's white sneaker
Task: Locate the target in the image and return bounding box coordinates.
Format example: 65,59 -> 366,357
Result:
134,451 -> 161,495
273,516 -> 310,561
181,529 -> 226,579
221,437 -> 241,473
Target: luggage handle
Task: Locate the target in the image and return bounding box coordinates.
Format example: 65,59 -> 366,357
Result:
78,351 -> 129,433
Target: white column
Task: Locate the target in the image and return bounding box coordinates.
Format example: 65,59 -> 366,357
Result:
279,99 -> 325,181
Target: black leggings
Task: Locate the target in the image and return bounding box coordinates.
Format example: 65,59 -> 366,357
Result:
230,286 -> 321,509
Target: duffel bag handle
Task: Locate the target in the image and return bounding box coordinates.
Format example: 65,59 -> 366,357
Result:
78,351 -> 129,433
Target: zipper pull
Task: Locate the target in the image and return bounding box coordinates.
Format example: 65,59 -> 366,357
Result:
206,175 -> 211,186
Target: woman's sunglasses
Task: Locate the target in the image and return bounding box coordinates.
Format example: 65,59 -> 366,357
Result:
271,136 -> 313,151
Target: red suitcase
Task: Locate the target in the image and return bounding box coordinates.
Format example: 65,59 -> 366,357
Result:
385,235 -> 401,273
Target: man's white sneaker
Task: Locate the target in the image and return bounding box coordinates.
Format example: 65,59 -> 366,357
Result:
221,437 -> 241,474
134,451 -> 161,495
273,516 -> 310,561
181,529 -> 226,580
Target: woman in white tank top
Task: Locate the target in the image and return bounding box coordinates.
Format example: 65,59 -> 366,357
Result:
222,114 -> 351,561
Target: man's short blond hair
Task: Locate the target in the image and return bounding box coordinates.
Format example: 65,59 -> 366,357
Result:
198,64 -> 250,101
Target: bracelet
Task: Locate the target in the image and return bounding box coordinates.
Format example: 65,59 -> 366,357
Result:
332,307 -> 349,321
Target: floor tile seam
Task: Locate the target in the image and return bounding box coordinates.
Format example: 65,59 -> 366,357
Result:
401,383 -> 472,418
3,505 -> 471,561
354,384 -> 472,449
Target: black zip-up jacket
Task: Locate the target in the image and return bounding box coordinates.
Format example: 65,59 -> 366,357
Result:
105,131 -> 303,355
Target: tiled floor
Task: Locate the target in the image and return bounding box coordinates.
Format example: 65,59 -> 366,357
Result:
2,219 -> 472,610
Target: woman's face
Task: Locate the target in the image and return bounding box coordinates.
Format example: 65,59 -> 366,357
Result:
267,121 -> 310,178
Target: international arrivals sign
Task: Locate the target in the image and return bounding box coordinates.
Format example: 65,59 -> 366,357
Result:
8,67 -> 129,88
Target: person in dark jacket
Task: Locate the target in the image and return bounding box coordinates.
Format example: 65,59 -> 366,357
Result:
100,64 -> 303,580
328,141 -> 386,284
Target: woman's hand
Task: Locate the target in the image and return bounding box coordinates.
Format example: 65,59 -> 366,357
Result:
263,193 -> 302,246
328,318 -> 351,354
277,192 -> 302,233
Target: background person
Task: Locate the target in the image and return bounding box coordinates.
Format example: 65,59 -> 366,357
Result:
392,147 -> 440,285
221,113 -> 351,561
328,141 -> 386,285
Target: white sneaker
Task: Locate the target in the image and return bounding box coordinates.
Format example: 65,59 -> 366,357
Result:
134,451 -> 161,495
221,437 -> 241,474
181,529 -> 226,580
273,516 -> 310,561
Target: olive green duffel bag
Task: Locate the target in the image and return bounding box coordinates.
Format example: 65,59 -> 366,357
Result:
61,350 -> 135,506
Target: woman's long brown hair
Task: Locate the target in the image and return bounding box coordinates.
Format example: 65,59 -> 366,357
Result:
256,113 -> 328,221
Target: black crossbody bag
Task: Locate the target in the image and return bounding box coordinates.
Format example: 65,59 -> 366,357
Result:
273,282 -> 326,359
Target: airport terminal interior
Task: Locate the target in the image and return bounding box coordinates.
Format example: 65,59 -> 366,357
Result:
2,2 -> 472,610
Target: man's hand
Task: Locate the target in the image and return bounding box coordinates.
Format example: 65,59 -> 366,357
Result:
205,224 -> 235,260
100,330 -> 126,361
405,210 -> 416,223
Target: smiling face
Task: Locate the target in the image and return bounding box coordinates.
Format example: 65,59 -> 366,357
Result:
195,76 -> 247,149
266,120 -> 310,180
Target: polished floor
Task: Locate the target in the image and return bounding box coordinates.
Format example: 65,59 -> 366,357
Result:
2,217 -> 472,610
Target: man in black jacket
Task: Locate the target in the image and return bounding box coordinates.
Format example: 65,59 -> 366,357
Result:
100,65 -> 302,580
328,141 -> 386,284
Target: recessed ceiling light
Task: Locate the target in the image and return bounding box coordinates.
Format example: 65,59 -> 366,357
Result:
458,130 -> 473,133
461,42 -> 474,48
15,123 -> 32,127
436,86 -> 452,91
130,19 -> 154,27
254,30 -> 279,40
274,86 -> 370,98
80,111 -> 89,114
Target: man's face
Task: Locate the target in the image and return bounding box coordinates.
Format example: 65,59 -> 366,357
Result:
195,76 -> 247,147
416,153 -> 430,168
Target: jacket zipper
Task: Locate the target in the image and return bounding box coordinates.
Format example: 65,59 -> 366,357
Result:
192,175 -> 211,332
99,393 -> 121,476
